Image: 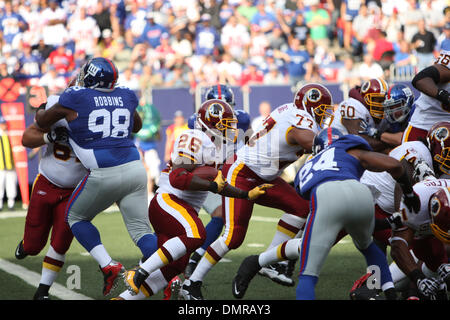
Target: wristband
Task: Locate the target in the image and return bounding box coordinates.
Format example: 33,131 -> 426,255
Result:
404,192 -> 415,198
43,133 -> 50,144
209,181 -> 218,193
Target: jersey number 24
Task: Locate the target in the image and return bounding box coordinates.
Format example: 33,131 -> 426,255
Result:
298,148 -> 338,188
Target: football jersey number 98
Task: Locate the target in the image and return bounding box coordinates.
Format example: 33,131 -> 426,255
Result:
88,108 -> 131,138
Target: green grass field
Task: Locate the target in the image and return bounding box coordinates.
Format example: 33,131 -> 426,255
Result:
0,204 -> 384,300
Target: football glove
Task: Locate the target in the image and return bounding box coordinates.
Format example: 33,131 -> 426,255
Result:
44,127 -> 69,144
438,263 -> 450,287
403,192 -> 421,214
437,89 -> 450,111
358,120 -> 381,140
417,277 -> 441,299
212,170 -> 226,193
386,212 -> 403,230
247,184 -> 273,200
412,159 -> 436,183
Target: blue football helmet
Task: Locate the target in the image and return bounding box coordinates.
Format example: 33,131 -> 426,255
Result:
384,84 -> 414,124
312,127 -> 345,155
204,84 -> 235,106
235,109 -> 250,131
188,113 -> 197,129
76,57 -> 119,90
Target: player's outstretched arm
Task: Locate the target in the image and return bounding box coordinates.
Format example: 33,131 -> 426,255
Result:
348,148 -> 420,212
22,123 -> 49,148
412,64 -> 450,110
412,64 -> 450,98
286,127 -> 314,153
390,228 -> 423,280
35,103 -> 76,129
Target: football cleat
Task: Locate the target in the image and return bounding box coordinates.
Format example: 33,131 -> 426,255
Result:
163,276 -> 182,300
15,240 -> 27,260
232,255 -> 261,299
349,272 -> 383,300
184,252 -> 202,279
124,266 -> 149,295
100,261 -> 125,296
258,262 -> 295,287
180,279 -> 204,300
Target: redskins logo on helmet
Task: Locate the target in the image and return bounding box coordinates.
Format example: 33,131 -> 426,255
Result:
306,88 -> 322,103
294,83 -> 334,129
360,78 -> 388,120
206,103 -> 224,122
429,187 -> 450,244
197,99 -> 237,143
427,121 -> 450,175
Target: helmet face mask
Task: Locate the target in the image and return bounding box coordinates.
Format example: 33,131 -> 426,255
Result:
427,122 -> 450,175
429,187 -> 450,244
360,78 -> 388,120
384,84 -> 414,123
294,83 -> 334,129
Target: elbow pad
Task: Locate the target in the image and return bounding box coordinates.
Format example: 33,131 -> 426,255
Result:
411,65 -> 440,88
169,168 -> 194,190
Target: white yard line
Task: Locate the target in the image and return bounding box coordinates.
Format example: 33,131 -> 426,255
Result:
0,258 -> 93,300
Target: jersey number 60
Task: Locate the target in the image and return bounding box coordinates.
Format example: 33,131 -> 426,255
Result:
88,108 -> 130,138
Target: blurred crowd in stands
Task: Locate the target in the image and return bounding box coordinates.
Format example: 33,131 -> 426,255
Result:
1,0 -> 450,99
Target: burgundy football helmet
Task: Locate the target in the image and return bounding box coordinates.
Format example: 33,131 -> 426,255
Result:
359,78 -> 388,120
293,83 -> 334,128
427,121 -> 450,175
429,187 -> 450,244
197,99 -> 237,142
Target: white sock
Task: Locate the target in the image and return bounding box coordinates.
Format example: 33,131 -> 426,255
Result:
268,214 -> 305,249
140,237 -> 186,274
89,244 -> 112,268
40,246 -> 65,286
189,237 -> 229,282
259,238 -> 301,267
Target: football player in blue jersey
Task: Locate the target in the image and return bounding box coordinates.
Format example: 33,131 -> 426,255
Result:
232,127 -> 420,300
34,57 -> 158,296
359,83 -> 415,150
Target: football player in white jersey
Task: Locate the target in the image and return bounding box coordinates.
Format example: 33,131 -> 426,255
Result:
15,95 -> 88,300
388,179 -> 450,300
180,83 -> 335,300
405,46 -> 450,143
119,99 -> 270,299
184,84 -> 242,280
332,78 -> 390,152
